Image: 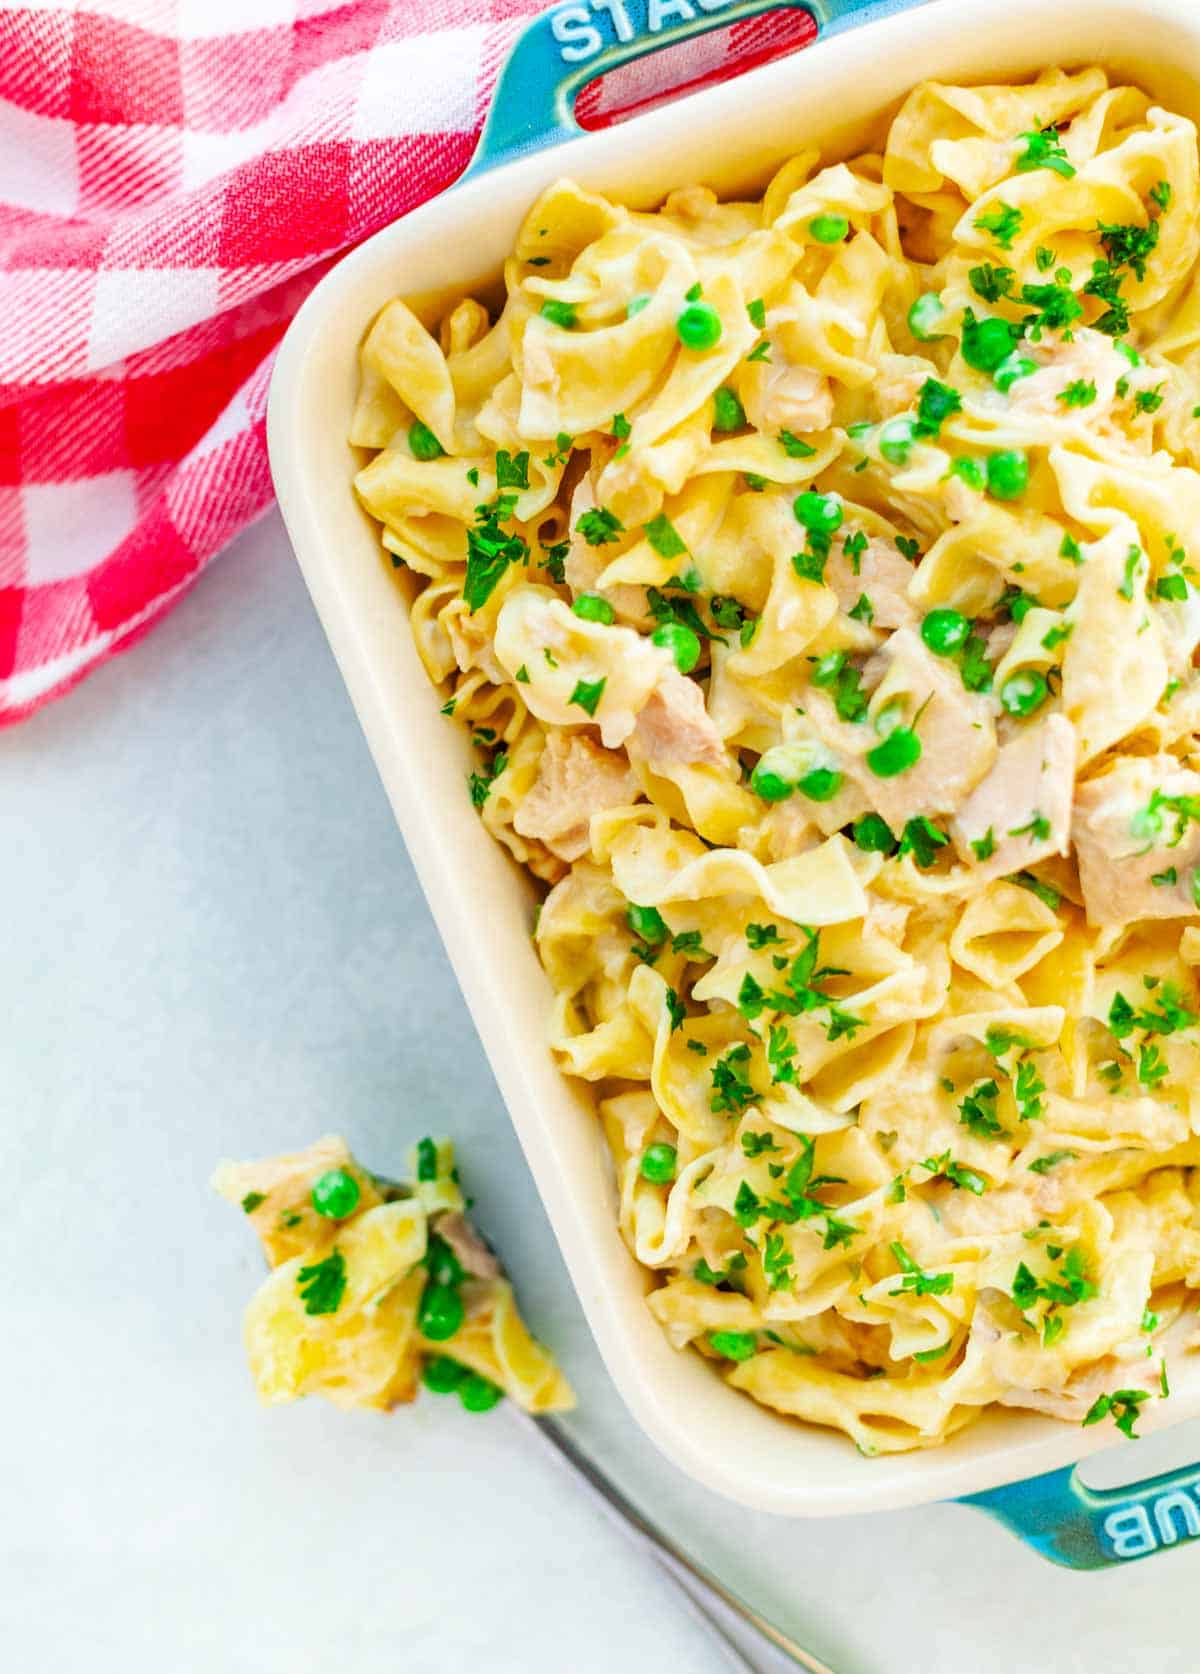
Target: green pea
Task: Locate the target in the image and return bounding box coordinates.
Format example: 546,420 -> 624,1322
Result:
952,456 -> 986,490
627,293 -> 652,318
921,608 -> 970,656
708,1330 -> 758,1361
993,351 -> 1038,393
639,1143 -> 678,1184
987,449 -> 1029,501
908,293 -> 947,341
712,386 -> 746,432
751,742 -> 811,802
1000,670 -> 1048,717
652,621 -> 702,674
809,213 -> 849,243
751,768 -> 793,803
879,416 -> 920,466
626,903 -> 668,945
422,1356 -> 468,1395
424,1232 -> 464,1289
418,1281 -> 465,1343
962,316 -> 1017,373
798,766 -> 842,801
459,1373 -> 504,1413
867,727 -> 921,777
540,299 -> 577,329
408,421 -> 445,461
793,490 -> 843,534
572,592 -> 614,625
310,1168 -> 361,1221
676,301 -> 723,351
852,813 -> 897,853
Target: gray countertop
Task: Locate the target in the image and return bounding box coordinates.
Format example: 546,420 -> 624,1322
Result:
3,511 -> 1196,1674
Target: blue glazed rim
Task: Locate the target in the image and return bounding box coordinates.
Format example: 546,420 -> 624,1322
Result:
463,0 -> 1200,1568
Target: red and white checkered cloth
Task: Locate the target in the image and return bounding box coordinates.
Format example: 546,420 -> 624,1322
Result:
0,0 -> 812,726
0,0 -> 555,724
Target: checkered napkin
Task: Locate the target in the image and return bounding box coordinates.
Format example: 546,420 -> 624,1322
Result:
0,0 -> 552,726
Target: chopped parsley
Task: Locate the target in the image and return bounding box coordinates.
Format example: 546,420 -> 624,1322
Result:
959,1079 -> 1003,1140
1009,811 -> 1051,842
577,507 -> 624,546
763,1231 -> 794,1291
746,922 -> 780,949
494,449 -> 530,490
779,430 -> 817,458
543,432 -> 572,468
297,1249 -> 347,1316
1021,274 -> 1082,340
1108,982 -> 1197,1040
848,592 -> 874,624
897,816 -> 949,869
889,1241 -> 953,1297
969,263 -> 1015,303
645,513 -> 687,559
1016,126 -> 1076,178
468,749 -> 508,808
710,1044 -> 755,1114
974,201 -> 1023,250
241,1191 -> 265,1214
920,1152 -> 987,1195
1015,1057 -> 1046,1122
464,499 -> 529,612
1028,1149 -> 1077,1175
1058,379 -> 1097,408
568,677 -> 606,717
1083,1387 -> 1151,1440
541,539 -> 569,583
971,828 -> 996,861
767,1023 -> 797,1085
1011,871 -> 1061,910
915,377 -> 962,437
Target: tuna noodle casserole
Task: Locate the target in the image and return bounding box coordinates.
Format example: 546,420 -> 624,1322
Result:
350,68 -> 1200,1454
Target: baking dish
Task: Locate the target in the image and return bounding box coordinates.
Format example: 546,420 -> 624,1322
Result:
268,0 -> 1200,1564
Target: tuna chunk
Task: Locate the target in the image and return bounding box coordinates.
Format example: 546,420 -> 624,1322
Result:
1072,755 -> 1200,925
825,535 -> 917,630
996,1356 -> 1160,1422
952,714 -> 1076,877
758,364 -> 833,433
514,731 -> 639,861
807,627 -> 995,826
435,1210 -> 501,1280
633,667 -> 725,770
1005,327 -> 1126,417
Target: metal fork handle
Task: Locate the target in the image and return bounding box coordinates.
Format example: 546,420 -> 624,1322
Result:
516,1409 -> 838,1674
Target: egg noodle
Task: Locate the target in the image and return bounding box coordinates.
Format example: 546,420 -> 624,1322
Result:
351,69 -> 1200,1454
215,1137 -> 574,1415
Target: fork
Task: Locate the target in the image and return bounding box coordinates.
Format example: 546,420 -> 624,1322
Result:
514,1407 -> 839,1674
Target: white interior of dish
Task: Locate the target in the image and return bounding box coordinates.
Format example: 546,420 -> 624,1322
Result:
268,0 -> 1200,1514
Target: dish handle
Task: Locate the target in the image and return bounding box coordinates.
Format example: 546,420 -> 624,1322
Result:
960,1454 -> 1200,1568
467,0 -> 923,178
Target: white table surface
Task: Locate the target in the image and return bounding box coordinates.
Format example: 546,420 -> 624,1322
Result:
4,510 -> 1198,1674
